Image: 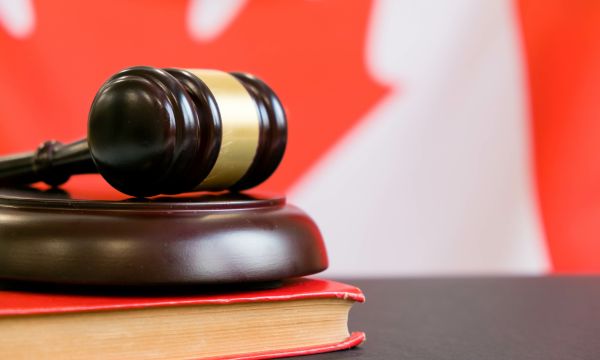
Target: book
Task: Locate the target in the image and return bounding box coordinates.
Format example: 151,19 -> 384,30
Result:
0,278 -> 365,359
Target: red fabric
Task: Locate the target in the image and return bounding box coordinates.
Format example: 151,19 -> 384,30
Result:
0,278 -> 364,316
517,0 -> 600,272
5,1 -> 600,272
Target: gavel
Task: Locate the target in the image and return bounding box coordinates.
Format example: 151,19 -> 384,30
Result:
0,66 -> 287,197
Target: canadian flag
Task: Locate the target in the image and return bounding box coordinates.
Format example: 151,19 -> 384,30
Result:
0,0 -> 598,276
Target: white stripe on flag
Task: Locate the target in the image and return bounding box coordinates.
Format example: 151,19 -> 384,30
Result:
290,0 -> 549,276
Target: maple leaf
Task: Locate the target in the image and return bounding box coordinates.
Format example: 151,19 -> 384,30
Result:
0,0 -> 389,194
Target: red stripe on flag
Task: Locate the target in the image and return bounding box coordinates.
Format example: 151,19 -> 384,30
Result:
517,0 -> 600,272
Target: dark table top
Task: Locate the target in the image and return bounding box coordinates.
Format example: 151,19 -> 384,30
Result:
301,277 -> 600,360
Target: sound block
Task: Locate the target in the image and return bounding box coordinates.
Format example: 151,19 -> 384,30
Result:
0,186 -> 328,286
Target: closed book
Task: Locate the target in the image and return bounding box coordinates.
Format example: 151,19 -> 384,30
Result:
0,278 -> 365,359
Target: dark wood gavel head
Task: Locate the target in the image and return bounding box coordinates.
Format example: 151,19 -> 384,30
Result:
0,66 -> 287,197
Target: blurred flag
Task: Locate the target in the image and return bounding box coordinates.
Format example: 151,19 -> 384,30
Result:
1,0 -> 599,275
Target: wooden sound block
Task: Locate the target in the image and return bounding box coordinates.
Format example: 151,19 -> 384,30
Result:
0,185 -> 328,286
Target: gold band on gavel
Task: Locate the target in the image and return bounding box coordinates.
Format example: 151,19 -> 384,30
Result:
187,70 -> 260,189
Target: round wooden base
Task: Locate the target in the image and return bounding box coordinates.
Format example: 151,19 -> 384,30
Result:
0,186 -> 328,286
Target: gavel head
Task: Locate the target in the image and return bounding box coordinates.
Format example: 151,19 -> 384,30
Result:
88,66 -> 286,197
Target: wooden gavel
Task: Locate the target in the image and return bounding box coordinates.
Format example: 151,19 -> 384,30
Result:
0,66 -> 287,197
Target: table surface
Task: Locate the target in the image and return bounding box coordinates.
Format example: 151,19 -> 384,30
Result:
300,277 -> 600,360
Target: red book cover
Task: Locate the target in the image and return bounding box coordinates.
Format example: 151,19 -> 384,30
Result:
0,278 -> 365,359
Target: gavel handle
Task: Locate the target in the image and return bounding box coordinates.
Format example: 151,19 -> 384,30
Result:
0,139 -> 97,187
